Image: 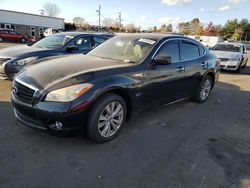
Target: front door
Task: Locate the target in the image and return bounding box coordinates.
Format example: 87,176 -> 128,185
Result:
140,40 -> 187,109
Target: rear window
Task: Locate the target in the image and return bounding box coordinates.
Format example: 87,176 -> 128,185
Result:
181,41 -> 200,60
199,46 -> 205,56
93,37 -> 107,46
9,31 -> 17,35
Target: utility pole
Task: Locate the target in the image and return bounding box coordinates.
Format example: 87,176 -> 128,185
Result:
118,12 -> 123,31
96,5 -> 101,31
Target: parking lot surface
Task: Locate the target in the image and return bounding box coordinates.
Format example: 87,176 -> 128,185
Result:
0,43 -> 250,188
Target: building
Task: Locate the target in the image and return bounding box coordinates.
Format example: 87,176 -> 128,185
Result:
0,9 -> 64,39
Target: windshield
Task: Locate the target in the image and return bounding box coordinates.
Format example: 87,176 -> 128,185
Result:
33,35 -> 73,49
212,44 -> 240,52
88,36 -> 156,63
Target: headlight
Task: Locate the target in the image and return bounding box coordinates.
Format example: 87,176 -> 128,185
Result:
13,57 -> 38,66
230,57 -> 240,61
45,83 -> 94,102
230,55 -> 241,61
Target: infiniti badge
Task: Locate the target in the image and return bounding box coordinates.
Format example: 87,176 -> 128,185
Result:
13,86 -> 18,94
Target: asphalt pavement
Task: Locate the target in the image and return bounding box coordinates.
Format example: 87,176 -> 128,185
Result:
0,43 -> 250,188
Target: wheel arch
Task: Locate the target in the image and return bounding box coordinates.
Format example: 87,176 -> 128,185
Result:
204,71 -> 215,88
92,87 -> 133,121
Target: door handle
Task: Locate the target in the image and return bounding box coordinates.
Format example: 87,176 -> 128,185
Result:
176,66 -> 185,72
201,62 -> 207,68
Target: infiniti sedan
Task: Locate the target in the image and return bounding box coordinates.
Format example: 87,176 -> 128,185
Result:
0,32 -> 113,80
12,34 -> 220,142
211,42 -> 248,73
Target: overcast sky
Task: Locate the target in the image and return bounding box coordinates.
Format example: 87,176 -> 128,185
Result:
0,0 -> 250,29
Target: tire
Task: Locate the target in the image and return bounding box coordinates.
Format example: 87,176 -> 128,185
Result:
20,38 -> 26,43
242,60 -> 247,68
193,75 -> 213,103
234,65 -> 240,73
0,37 -> 3,42
7,73 -> 14,81
87,93 -> 127,142
234,68 -> 240,73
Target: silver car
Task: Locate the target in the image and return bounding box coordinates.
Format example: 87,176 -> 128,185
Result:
211,42 -> 248,73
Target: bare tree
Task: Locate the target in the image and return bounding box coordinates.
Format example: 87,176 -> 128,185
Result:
102,18 -> 120,32
125,23 -> 138,33
43,2 -> 60,17
102,18 -> 115,28
73,17 -> 85,26
73,17 -> 90,31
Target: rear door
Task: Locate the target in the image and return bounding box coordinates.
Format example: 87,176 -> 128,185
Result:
93,36 -> 108,48
68,36 -> 92,54
179,40 -> 206,95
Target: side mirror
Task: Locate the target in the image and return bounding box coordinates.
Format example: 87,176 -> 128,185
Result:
67,45 -> 79,51
153,54 -> 172,65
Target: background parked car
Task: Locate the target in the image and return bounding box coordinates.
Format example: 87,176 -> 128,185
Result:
0,32 -> 114,80
0,29 -> 28,43
211,42 -> 248,73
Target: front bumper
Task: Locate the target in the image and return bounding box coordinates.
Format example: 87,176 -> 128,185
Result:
220,60 -> 240,71
12,94 -> 89,133
0,63 -> 23,80
0,64 -> 8,79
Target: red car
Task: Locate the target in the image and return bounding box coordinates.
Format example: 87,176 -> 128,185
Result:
0,29 -> 28,43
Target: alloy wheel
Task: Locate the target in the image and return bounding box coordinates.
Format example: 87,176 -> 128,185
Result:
200,78 -> 212,101
98,101 -> 124,138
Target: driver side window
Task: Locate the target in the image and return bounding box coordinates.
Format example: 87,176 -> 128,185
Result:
156,41 -> 180,62
72,37 -> 91,50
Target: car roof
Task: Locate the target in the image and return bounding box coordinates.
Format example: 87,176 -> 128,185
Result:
54,31 -> 114,37
217,42 -> 244,46
114,33 -> 185,41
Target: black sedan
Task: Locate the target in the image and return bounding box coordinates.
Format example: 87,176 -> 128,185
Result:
0,32 -> 113,80
12,33 -> 220,142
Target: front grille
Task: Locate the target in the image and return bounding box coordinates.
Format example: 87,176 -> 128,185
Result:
14,81 -> 36,104
219,58 -> 229,62
0,58 -> 10,65
227,66 -> 236,68
14,109 -> 46,130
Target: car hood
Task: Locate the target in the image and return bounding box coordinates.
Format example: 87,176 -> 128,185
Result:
17,54 -> 132,90
0,45 -> 47,58
211,50 -> 241,59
